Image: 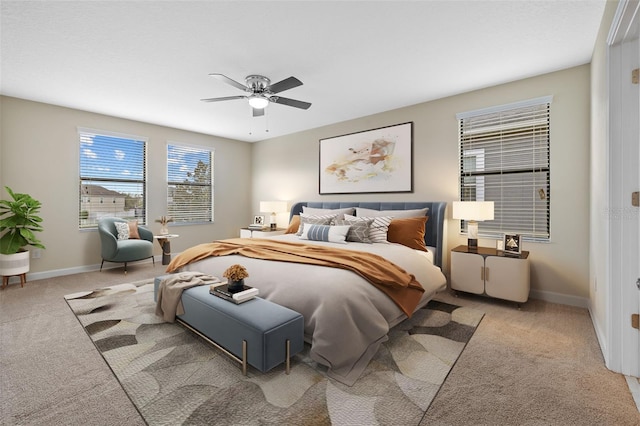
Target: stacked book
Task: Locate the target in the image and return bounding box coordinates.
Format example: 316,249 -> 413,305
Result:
248,224 -> 268,230
209,283 -> 259,304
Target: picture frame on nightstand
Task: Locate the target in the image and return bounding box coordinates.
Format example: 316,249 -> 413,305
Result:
503,234 -> 522,256
253,215 -> 265,226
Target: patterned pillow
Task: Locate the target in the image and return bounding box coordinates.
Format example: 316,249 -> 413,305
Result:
114,222 -> 130,240
334,218 -> 373,243
299,224 -> 350,243
296,214 -> 337,236
344,214 -> 392,243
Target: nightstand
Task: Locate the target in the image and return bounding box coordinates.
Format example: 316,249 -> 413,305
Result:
239,228 -> 286,238
450,245 -> 530,306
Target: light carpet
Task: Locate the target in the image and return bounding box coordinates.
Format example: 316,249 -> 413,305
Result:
64,279 -> 483,425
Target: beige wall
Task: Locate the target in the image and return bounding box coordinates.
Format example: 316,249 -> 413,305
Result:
0,96 -> 252,275
252,65 -> 591,303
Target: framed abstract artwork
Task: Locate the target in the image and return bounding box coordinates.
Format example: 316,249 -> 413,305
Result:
319,122 -> 413,194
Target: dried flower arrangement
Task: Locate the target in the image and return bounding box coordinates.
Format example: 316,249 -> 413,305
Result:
155,216 -> 174,226
223,264 -> 249,282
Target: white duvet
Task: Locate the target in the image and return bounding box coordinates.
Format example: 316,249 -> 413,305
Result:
177,234 -> 447,385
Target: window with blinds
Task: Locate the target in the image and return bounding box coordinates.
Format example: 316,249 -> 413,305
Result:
78,128 -> 147,229
456,96 -> 552,240
167,144 -> 213,223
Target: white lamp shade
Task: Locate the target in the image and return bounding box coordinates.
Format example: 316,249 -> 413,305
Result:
452,201 -> 494,221
260,201 -> 287,214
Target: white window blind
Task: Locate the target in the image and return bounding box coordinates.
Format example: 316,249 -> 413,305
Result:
456,96 -> 552,240
167,144 -> 213,223
78,128 -> 147,229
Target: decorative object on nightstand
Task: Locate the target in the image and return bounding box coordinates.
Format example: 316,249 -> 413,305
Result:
155,215 -> 173,235
249,215 -> 267,230
260,201 -> 287,230
452,201 -> 494,249
450,245 -> 530,307
503,234 -> 522,256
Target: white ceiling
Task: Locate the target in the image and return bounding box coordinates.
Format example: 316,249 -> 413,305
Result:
1,0 -> 606,143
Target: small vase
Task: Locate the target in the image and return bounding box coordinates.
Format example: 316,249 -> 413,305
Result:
227,279 -> 245,293
160,225 -> 169,235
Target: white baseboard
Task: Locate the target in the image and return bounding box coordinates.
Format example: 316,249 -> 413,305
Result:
589,304 -> 609,366
4,256 -> 162,285
529,288 -> 590,309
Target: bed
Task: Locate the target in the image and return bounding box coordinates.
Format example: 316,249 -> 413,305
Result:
167,201 -> 447,385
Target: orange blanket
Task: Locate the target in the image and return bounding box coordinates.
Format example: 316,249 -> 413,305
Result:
166,238 -> 425,317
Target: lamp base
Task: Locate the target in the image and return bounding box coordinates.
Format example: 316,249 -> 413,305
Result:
270,223 -> 277,230
467,238 -> 478,249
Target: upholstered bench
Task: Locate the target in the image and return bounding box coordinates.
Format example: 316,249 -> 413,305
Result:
154,276 -> 304,374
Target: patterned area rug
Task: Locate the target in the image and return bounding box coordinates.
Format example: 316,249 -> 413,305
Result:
64,280 -> 483,425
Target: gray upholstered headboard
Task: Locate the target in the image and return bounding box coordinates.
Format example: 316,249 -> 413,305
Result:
289,201 -> 447,268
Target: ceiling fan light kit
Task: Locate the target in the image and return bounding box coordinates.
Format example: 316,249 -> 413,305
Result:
248,95 -> 269,109
202,73 -> 311,117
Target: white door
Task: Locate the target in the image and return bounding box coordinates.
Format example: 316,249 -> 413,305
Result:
608,0 -> 640,379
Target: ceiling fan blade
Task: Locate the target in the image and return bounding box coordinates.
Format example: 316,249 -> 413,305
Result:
200,95 -> 247,102
252,107 -> 265,117
209,73 -> 248,91
268,76 -> 303,94
270,96 -> 312,110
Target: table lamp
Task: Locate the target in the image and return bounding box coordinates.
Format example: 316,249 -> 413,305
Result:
452,201 -> 494,249
260,201 -> 288,230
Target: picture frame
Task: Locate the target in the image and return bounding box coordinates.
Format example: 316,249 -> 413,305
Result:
503,234 -> 522,255
319,122 -> 413,194
253,215 -> 265,225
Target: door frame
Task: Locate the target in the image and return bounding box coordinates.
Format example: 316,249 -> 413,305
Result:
607,0 -> 640,377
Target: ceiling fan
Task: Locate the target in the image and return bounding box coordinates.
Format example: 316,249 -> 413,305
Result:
201,74 -> 312,117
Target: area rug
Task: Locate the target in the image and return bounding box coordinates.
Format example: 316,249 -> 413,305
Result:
64,280 -> 483,425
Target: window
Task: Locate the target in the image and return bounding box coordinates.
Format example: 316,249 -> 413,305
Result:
79,128 -> 147,229
457,96 -> 552,240
167,144 -> 213,223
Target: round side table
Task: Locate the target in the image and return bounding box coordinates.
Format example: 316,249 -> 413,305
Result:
153,234 -> 179,265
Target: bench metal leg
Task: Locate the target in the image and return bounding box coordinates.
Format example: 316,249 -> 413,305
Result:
286,339 -> 291,374
242,340 -> 247,375
176,318 -> 294,376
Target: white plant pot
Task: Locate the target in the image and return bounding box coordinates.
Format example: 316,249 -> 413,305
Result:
0,250 -> 30,276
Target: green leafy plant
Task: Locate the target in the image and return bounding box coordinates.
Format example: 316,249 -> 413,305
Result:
0,186 -> 45,255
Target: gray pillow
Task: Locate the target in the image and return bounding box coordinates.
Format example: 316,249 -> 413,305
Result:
355,207 -> 429,218
302,206 -> 356,217
334,218 -> 373,243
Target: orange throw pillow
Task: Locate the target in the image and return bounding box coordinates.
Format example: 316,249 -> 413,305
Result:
285,215 -> 300,234
387,216 -> 428,251
128,220 -> 141,239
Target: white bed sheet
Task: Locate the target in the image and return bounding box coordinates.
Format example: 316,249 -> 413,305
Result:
177,235 -> 447,385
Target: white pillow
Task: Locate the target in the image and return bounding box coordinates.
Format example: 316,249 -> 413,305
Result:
355,207 -> 429,218
114,222 -> 130,240
299,224 -> 351,243
344,214 -> 392,243
302,206 -> 356,217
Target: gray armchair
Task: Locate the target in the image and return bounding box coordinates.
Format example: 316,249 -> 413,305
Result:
98,218 -> 155,273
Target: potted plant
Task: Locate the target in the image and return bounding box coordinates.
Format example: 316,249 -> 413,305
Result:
0,186 -> 45,279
